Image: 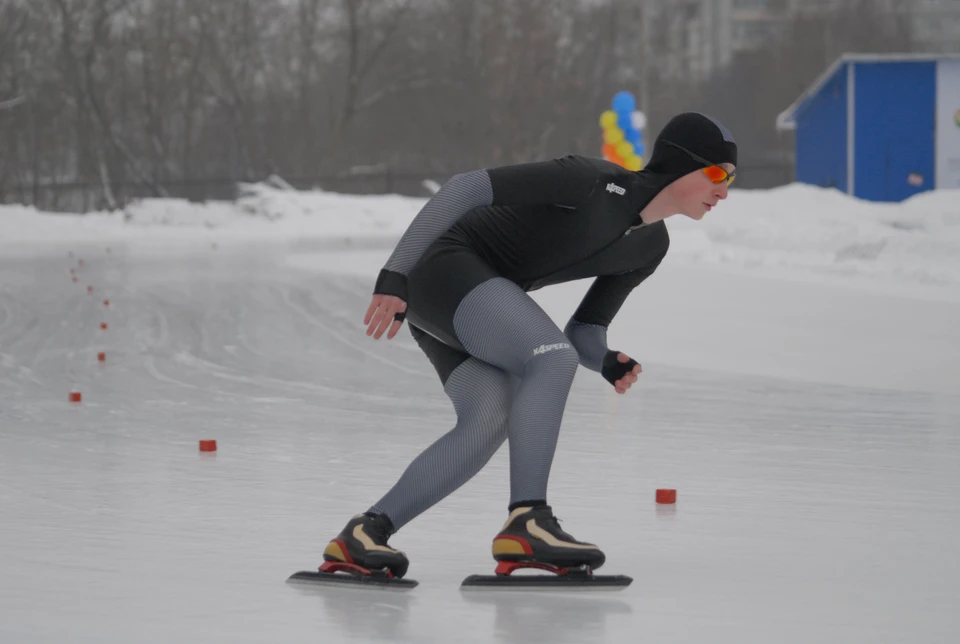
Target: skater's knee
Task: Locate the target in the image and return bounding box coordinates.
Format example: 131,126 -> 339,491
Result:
451,398 -> 509,463
456,383 -> 511,435
445,364 -> 512,441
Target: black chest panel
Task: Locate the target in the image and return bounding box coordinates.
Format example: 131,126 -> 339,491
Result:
441,164 -> 668,290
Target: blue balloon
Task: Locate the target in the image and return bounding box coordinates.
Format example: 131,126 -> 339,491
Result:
627,130 -> 642,146
612,91 -> 636,114
635,142 -> 646,157
617,114 -> 632,133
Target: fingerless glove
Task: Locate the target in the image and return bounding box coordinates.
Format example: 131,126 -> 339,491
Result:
374,269 -> 408,302
601,350 -> 639,386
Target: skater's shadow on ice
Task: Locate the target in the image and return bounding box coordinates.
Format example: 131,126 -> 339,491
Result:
288,584 -> 413,642
461,591 -> 632,644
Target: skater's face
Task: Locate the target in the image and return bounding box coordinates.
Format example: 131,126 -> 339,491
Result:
671,162 -> 735,220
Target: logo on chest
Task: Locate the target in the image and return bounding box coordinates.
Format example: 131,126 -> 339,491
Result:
605,182 -> 625,196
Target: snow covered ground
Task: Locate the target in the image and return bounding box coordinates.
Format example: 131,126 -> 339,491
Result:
1,182 -> 959,643
5,181 -> 960,287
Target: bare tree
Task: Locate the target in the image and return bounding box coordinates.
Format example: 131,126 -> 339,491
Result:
0,0 -> 933,210
677,0 -> 915,182
319,0 -> 412,171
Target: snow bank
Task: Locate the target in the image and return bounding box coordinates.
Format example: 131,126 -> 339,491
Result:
666,184 -> 960,286
1,181 -> 958,286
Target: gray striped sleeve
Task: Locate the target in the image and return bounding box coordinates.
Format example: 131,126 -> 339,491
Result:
563,318 -> 608,372
383,170 -> 494,275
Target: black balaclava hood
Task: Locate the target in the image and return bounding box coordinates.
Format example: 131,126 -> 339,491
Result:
644,112 -> 738,176
629,112 -> 737,226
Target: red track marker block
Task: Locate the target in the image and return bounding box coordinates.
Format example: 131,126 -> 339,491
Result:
656,489 -> 677,505
199,440 -> 217,452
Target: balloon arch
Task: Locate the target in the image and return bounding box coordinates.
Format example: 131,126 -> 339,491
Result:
599,90 -> 646,171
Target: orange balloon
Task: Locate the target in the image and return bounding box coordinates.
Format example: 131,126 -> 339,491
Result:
602,143 -> 618,159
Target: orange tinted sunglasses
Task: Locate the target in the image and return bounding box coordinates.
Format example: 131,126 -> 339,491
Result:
663,141 -> 736,186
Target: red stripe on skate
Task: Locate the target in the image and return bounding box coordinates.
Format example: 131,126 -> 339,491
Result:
319,561 -> 379,576
498,535 -> 533,555
334,538 -> 354,564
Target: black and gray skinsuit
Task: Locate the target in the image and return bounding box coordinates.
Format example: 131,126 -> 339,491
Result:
366,154 -> 677,529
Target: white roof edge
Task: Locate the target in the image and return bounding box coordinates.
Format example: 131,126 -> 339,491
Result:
841,52 -> 960,63
775,57 -> 846,131
775,52 -> 960,132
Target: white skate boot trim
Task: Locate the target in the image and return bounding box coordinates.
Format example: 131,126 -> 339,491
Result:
527,519 -> 599,550
501,507 -> 533,531
353,525 -> 401,554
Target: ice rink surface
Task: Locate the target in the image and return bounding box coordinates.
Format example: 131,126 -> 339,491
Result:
2,240 -> 959,643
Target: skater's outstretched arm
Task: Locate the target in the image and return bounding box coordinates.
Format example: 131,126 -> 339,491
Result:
366,156 -> 601,340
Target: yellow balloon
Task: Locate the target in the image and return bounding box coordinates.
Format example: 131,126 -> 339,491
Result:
603,127 -> 624,145
615,141 -> 634,158
599,110 -> 618,129
625,155 -> 643,171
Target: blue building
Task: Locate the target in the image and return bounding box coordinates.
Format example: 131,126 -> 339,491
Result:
777,53 -> 960,202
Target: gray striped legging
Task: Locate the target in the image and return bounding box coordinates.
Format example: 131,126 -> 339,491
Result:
369,277 -> 580,531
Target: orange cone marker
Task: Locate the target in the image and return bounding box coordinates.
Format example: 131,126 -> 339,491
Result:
87,286 -> 94,294
69,391 -> 82,403
656,489 -> 677,504
100,322 -> 108,330
199,440 -> 217,452
104,299 -> 110,307
98,352 -> 106,362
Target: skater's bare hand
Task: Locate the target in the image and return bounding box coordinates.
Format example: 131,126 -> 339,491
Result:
613,352 -> 641,394
364,294 -> 407,340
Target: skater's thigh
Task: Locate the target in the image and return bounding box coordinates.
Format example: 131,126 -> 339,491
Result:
411,324 -> 515,415
405,242 -> 574,378
452,277 -> 574,377
406,244 -> 499,352
409,324 -> 470,386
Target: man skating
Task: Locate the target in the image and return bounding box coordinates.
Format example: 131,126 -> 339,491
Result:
322,112 -> 737,581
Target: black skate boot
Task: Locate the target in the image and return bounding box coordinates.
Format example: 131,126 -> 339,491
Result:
492,504 -> 605,570
322,512 -> 410,578
460,505 -> 630,590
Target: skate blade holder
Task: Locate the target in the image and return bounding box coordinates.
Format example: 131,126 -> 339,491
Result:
461,561 -> 632,591
495,561 -> 592,577
286,561 -> 419,589
319,560 -> 396,579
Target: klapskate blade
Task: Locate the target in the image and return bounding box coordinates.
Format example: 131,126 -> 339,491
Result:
287,570 -> 418,590
460,573 -> 632,591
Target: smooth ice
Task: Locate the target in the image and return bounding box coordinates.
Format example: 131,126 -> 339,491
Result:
2,241 -> 959,644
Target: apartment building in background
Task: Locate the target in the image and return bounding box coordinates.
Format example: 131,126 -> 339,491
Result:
642,0 -> 960,81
